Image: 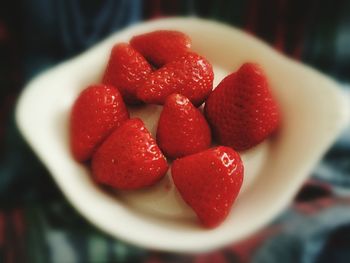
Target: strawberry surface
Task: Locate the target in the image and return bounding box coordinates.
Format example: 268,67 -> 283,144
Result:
130,30 -> 191,67
172,146 -> 244,228
102,43 -> 152,104
157,94 -> 211,159
137,52 -> 213,106
70,84 -> 129,162
92,118 -> 168,190
205,63 -> 280,151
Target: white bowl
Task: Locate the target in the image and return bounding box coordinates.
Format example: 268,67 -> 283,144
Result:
15,18 -> 349,253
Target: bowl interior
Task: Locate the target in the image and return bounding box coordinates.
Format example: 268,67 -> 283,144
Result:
15,18 -> 349,253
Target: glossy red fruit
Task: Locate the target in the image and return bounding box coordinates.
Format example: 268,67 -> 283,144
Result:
92,118 -> 168,190
137,52 -> 213,106
130,30 -> 191,67
157,94 -> 211,159
102,43 -> 152,104
70,85 -> 129,162
172,146 -> 244,228
205,63 -> 280,151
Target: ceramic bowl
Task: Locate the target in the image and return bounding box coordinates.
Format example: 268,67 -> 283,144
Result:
15,18 -> 349,253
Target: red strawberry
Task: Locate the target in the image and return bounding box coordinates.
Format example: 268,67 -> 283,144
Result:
137,52 -> 213,106
130,30 -> 191,67
102,43 -> 152,104
70,84 -> 129,162
172,146 -> 244,228
205,63 -> 280,151
157,94 -> 211,159
92,118 -> 168,190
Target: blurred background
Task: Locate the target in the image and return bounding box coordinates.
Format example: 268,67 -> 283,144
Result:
1,0 -> 350,262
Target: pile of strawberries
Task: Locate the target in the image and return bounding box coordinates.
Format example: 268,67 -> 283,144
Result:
70,30 -> 280,228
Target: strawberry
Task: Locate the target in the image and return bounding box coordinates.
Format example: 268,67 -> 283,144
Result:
157,94 -> 211,159
102,43 -> 152,104
70,85 -> 129,162
137,52 -> 213,106
205,63 -> 280,151
130,30 -> 191,67
171,146 -> 244,228
92,118 -> 168,190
